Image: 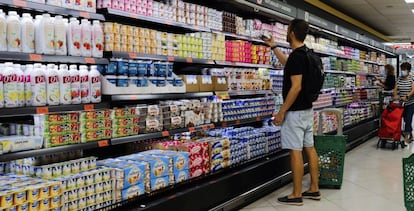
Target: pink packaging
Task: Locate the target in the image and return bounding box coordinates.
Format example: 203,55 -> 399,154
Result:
147,8 -> 153,16
141,7 -> 147,15
118,0 -> 125,10
136,0 -> 141,7
142,0 -> 147,8
124,0 -> 130,4
130,0 -> 136,5
124,3 -> 131,12
147,0 -> 153,8
137,6 -> 143,14
111,0 -> 118,9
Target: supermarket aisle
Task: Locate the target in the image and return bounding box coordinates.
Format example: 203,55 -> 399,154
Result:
240,138 -> 412,211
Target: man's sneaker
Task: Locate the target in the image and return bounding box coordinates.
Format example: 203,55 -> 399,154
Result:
302,191 -> 321,200
277,196 -> 303,206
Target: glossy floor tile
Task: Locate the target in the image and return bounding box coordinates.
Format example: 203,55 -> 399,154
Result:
240,138 -> 412,211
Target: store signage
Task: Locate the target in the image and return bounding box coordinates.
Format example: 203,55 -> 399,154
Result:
337,26 -> 358,40
247,0 -> 296,17
304,12 -> 337,32
358,35 -> 370,44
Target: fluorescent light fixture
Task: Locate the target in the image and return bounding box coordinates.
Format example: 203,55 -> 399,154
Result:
406,0 -> 414,3
412,9 -> 414,13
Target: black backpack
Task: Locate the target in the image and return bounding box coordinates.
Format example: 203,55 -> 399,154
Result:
298,47 -> 325,103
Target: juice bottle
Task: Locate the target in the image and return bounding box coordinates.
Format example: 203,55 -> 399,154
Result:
92,20 -> 103,58
54,16 -> 67,55
46,64 -> 60,105
7,11 -> 22,52
40,14 -> 55,55
69,65 -> 81,104
21,13 -> 35,53
3,62 -> 18,108
89,65 -> 101,103
59,64 -> 71,105
0,10 -> 7,51
79,65 -> 90,103
31,63 -> 46,106
67,18 -> 81,56
80,19 -> 92,57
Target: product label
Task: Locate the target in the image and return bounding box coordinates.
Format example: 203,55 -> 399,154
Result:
0,21 -> 6,50
4,73 -> 18,107
23,22 -> 35,51
44,23 -> 55,52
7,20 -> 21,50
54,24 -> 66,53
47,75 -> 59,105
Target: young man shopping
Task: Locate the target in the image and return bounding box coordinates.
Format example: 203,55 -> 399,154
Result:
263,19 -> 320,206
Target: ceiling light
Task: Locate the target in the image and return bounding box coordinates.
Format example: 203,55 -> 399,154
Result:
412,9 -> 414,13
406,0 -> 414,3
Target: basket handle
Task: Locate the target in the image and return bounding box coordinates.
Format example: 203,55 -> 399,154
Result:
318,108 -> 343,136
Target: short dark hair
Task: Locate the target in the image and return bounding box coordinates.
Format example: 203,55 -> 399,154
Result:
289,19 -> 309,42
401,62 -> 412,71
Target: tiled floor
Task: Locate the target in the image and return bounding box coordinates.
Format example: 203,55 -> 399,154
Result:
240,138 -> 413,211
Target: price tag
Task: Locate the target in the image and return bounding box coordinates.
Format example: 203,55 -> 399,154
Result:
186,58 -> 193,63
207,60 -> 214,64
29,54 -> 42,61
128,53 -> 138,58
221,122 -> 227,127
36,107 -> 49,114
130,13 -> 138,19
216,91 -> 230,100
202,125 -> 208,131
210,124 -> 215,129
79,11 -> 91,19
256,117 -> 261,121
162,131 -> 170,137
85,58 -> 96,64
98,140 -> 109,147
235,120 -> 241,125
167,56 -> 175,61
13,0 -> 27,7
84,104 -> 94,111
189,127 -> 196,132
129,96 -> 139,100
165,20 -> 173,25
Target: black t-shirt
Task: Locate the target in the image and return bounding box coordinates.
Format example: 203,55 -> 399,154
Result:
283,45 -> 313,111
383,74 -> 396,91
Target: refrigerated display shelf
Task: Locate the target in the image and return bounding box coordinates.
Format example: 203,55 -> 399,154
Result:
0,0 -> 105,20
0,51 -> 109,64
105,51 -> 215,64
0,102 -> 109,117
227,90 -> 273,96
214,60 -> 275,68
325,70 -> 356,75
314,50 -> 385,66
106,92 -> 214,101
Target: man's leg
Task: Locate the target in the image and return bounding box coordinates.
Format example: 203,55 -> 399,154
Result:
290,149 -> 304,198
304,146 -> 319,192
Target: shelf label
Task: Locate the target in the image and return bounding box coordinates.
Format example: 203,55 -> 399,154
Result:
221,122 -> 227,127
13,0 -> 27,7
216,91 -> 230,100
207,59 -> 214,64
36,107 -> 49,114
189,127 -> 196,132
256,117 -> 261,121
202,125 -> 208,131
85,57 -> 96,64
84,104 -> 94,111
167,56 -> 175,61
98,140 -> 110,147
210,123 -> 215,129
186,58 -> 193,63
79,11 -> 91,19
129,96 -> 139,100
128,53 -> 138,58
130,13 -> 138,19
162,131 -> 170,137
165,20 -> 173,25
235,120 -> 241,125
29,54 -> 42,61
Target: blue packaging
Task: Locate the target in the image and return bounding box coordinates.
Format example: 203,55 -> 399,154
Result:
137,77 -> 148,87
97,65 -> 106,74
116,76 -> 129,87
117,60 -> 129,76
174,169 -> 189,184
128,61 -> 138,76
106,61 -> 117,75
137,61 -> 148,77
167,63 -> 173,77
121,183 -> 145,201
104,75 -> 116,86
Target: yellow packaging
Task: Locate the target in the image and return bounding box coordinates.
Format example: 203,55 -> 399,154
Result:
133,27 -> 140,37
113,23 -> 120,34
126,25 -> 133,36
120,35 -> 127,44
104,32 -> 114,43
134,36 -> 140,44
39,184 -> 50,200
127,44 -> 134,53
29,201 -> 41,211
120,25 -> 128,35
103,22 -> 113,33
104,42 -> 114,52
0,190 -> 13,208
149,30 -> 156,39
49,183 -> 61,197
39,198 -> 50,210
121,44 -> 127,52
50,196 -> 61,208
26,186 -> 41,202
17,203 -> 29,211
114,34 -> 121,44
114,43 -> 121,52
133,45 -> 140,53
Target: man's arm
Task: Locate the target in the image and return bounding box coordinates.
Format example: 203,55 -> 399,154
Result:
262,35 -> 288,66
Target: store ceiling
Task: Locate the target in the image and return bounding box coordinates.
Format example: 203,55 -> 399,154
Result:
321,0 -> 414,42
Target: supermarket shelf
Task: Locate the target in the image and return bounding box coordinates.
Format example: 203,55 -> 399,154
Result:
0,51 -> 108,64
0,0 -> 105,20
105,51 -> 215,64
325,70 -> 356,75
107,92 -> 214,101
314,50 -> 384,66
0,142 -> 102,162
214,60 -> 275,68
228,90 -> 273,96
100,8 -> 211,32
210,30 -> 264,43
0,102 -> 109,117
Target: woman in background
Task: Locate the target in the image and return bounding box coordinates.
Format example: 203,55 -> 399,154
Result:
376,64 -> 396,91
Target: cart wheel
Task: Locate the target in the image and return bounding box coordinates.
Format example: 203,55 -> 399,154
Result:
401,141 -> 407,149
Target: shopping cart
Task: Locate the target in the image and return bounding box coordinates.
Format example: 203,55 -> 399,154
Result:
403,154 -> 414,211
314,108 -> 346,189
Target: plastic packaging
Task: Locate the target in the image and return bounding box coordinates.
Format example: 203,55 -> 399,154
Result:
0,64 -> 4,108
0,9 -> 7,51
54,15 -> 67,55
24,64 -> 33,106
79,65 -> 90,103
7,11 -> 22,52
3,62 -> 18,108
89,65 -> 101,103
67,18 -> 81,56
40,14 -> 55,55
59,64 -> 71,105
14,64 -> 25,107
92,20 -> 103,58
30,63 -> 46,106
21,13 -> 35,53
46,64 -> 59,105
34,15 -> 42,54
69,64 -> 81,104
80,19 -> 92,57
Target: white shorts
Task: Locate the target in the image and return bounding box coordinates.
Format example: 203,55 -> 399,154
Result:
281,108 -> 314,150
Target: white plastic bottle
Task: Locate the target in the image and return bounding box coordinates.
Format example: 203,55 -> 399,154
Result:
54,16 -> 67,55
40,14 -> 55,55
58,64 -> 71,105
30,63 -> 46,106
91,20 -> 103,58
80,19 -> 92,57
69,65 -> 81,104
7,11 -> 22,52
24,64 -> 33,106
0,64 -> 5,108
46,64 -> 59,105
14,64 -> 25,107
0,10 -> 7,51
21,13 -> 35,53
79,65 -> 90,103
67,18 -> 81,56
89,65 -> 101,103
34,15 -> 43,54
3,62 -> 18,108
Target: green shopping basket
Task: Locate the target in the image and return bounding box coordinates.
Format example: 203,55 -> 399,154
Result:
314,108 -> 346,189
403,154 -> 414,210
